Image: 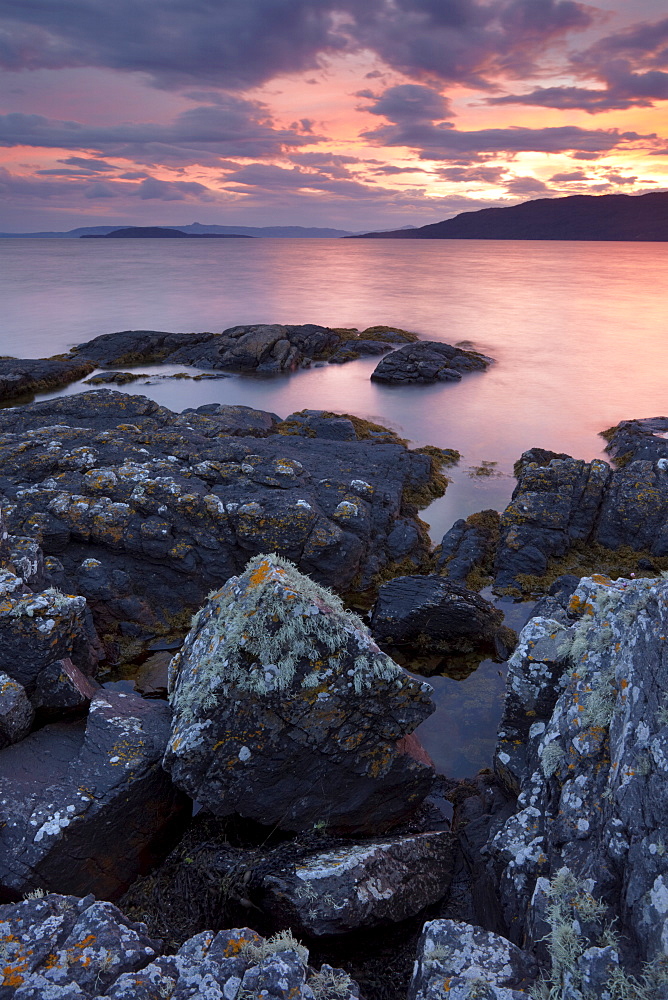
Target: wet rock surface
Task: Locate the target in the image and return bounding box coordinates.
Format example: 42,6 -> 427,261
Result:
70,324 -> 416,373
408,919 -> 538,999
164,554 -> 435,834
0,690 -> 189,899
0,357 -> 95,403
490,575 -> 668,969
0,893 -> 360,999
370,575 -> 515,663
370,342 -> 493,385
262,831 -> 455,936
0,392 -> 437,644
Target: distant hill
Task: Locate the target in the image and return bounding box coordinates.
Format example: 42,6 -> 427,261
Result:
80,227 -> 251,239
0,222 -> 354,238
349,191 -> 668,241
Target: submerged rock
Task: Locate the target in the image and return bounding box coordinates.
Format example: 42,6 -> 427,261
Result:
489,575 -> 668,969
408,919 -> 538,999
0,691 -> 189,899
370,341 -> 493,385
164,554 -> 435,833
262,830 -> 455,936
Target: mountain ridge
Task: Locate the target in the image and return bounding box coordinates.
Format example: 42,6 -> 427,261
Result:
348,191 -> 668,241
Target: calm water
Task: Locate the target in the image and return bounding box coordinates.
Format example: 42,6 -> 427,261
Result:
1,237 -> 667,775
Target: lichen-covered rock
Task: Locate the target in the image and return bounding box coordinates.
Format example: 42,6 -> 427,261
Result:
0,691 -> 189,898
602,415 -> 668,467
408,919 -> 538,1000
0,896 -> 361,999
494,451 -> 668,590
370,575 -> 515,663
0,573 -> 100,702
434,510 -> 500,586
489,575 -> 668,968
370,341 -> 493,385
0,392 -> 438,642
262,830 -> 455,935
164,554 -> 435,833
0,672 -> 34,748
0,893 -> 160,995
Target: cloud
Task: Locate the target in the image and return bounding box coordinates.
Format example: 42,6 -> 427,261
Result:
0,0 -> 599,95
504,174 -> 551,195
437,164 -> 508,182
361,83 -> 453,121
0,98 -> 321,166
0,165 -> 218,203
489,15 -> 668,112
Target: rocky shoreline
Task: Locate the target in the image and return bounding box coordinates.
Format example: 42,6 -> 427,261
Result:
0,324 -> 494,404
1,382 -> 668,999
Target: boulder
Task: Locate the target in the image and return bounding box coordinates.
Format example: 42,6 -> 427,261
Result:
0,690 -> 189,899
0,572 -> 100,704
0,893 -> 160,995
370,575 -> 515,662
370,342 -> 493,385
262,830 -> 455,936
0,673 -> 34,749
164,553 -> 435,833
408,919 -> 538,1000
602,415 -> 668,466
434,510 -> 500,587
0,393 -> 438,641
488,576 -> 668,969
0,357 -> 95,403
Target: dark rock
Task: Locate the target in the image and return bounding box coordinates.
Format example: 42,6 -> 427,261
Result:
71,324 -> 413,374
0,393 -> 437,639
7,535 -> 45,590
489,576 -> 668,969
134,651 -> 170,698
164,554 -> 435,834
0,357 -> 95,403
0,673 -> 34,749
0,893 -> 160,995
495,451 -> 668,590
602,415 -> 668,466
262,830 -> 455,935
0,572 -> 101,703
0,690 -> 189,899
83,371 -> 140,385
370,575 -> 514,661
370,341 -> 493,385
434,512 -> 500,584
408,919 -> 539,1000
31,656 -> 99,715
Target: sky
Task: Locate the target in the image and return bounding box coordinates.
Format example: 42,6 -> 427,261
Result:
1,0 -> 668,232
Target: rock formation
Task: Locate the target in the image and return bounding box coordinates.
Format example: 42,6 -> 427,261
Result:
370,341 -> 492,385
164,553 -> 436,833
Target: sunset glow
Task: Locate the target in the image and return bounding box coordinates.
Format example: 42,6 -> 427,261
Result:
1,0 -> 667,232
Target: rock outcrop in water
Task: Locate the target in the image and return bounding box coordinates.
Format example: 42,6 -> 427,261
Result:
370,341 -> 492,385
164,553 -> 436,833
70,324 -> 417,373
0,356 -> 95,403
0,392 -> 442,655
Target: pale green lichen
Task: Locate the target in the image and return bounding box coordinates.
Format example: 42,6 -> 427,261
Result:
170,553 -> 407,717
240,929 -> 308,966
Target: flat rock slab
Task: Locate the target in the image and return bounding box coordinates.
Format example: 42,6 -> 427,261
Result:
262,830 -> 455,935
371,342 -> 493,384
0,690 -> 189,899
0,358 -> 94,403
0,392 -> 436,635
164,554 -> 435,834
408,919 -> 538,1000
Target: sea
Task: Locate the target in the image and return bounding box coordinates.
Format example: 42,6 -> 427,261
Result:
1,236 -> 667,776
